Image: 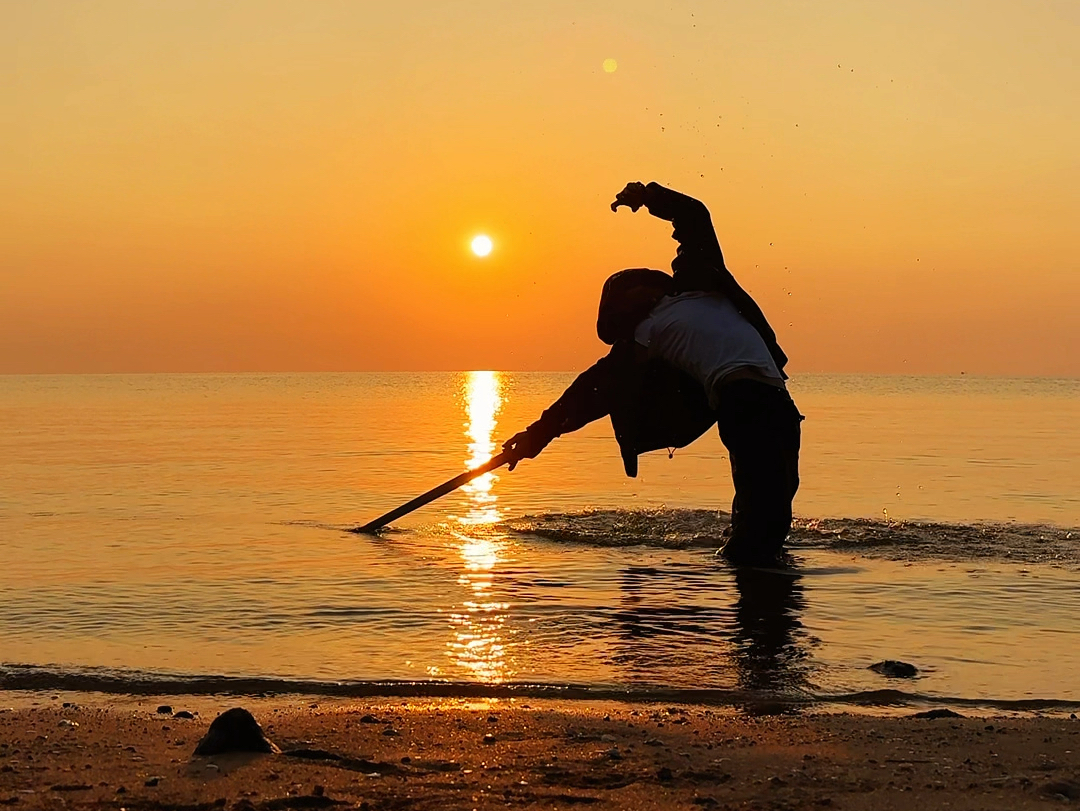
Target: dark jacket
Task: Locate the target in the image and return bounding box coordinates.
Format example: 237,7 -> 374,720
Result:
529,183 -> 788,476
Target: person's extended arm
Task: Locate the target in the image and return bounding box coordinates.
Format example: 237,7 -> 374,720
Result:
501,345 -> 630,470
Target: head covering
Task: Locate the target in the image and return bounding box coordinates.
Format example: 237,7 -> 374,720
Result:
596,268 -> 674,345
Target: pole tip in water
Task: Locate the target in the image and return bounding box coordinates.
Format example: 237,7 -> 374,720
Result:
350,523 -> 385,535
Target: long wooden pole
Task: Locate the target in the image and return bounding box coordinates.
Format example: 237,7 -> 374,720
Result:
351,450 -> 515,534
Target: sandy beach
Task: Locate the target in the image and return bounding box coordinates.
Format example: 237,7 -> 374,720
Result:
1,693 -> 1078,810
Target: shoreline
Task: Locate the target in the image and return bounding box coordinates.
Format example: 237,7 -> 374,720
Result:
5,668 -> 1080,718
2,692 -> 1078,809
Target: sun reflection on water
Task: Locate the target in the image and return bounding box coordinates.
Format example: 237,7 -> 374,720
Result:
444,371 -> 515,683
460,370 -> 503,525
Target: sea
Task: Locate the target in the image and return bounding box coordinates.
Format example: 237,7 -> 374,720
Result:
1,372 -> 1078,713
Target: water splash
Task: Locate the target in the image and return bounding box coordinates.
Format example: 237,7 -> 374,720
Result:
503,509 -> 1080,568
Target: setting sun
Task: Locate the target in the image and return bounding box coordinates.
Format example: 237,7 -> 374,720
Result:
471,235 -> 493,257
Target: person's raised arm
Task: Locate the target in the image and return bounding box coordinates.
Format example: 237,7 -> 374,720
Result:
612,181 -> 789,376
612,182 -> 725,287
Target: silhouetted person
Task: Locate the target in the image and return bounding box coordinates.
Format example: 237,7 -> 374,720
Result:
503,182 -> 802,566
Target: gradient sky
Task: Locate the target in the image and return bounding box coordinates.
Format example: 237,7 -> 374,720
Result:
2,0 -> 1077,374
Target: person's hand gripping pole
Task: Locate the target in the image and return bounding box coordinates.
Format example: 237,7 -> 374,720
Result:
501,424 -> 556,471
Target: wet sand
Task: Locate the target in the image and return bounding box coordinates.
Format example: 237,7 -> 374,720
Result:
1,694 -> 1079,809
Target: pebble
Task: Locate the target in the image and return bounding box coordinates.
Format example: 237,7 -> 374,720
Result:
193,708 -> 279,756
911,708 -> 963,719
1042,780 -> 1080,801
869,660 -> 919,678
482,734 -> 497,745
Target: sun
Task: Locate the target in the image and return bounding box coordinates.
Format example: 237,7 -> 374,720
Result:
471,234 -> 493,257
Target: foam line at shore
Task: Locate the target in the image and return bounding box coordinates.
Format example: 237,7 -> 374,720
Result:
4,664 -> 1079,714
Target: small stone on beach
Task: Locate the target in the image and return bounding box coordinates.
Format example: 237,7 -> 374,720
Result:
869,660 -> 919,678
911,708 -> 964,719
193,708 -> 279,756
1042,780 -> 1080,800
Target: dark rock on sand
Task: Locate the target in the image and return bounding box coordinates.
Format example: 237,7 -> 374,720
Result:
911,708 -> 964,719
173,710 -> 195,719
156,705 -> 172,714
193,707 -> 280,756
1042,780 -> 1080,801
869,660 -> 919,678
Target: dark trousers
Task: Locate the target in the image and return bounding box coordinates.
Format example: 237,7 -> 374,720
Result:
714,379 -> 802,565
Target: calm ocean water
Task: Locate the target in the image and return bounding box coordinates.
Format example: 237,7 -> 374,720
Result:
1,372 -> 1078,710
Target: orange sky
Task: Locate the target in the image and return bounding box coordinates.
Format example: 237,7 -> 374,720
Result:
2,1 -> 1077,375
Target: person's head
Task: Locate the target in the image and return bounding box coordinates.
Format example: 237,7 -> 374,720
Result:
596,268 -> 674,345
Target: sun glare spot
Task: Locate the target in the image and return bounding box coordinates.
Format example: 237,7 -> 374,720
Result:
603,58 -> 618,73
471,235 -> 493,257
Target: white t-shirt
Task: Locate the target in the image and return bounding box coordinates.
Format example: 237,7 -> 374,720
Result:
633,291 -> 784,407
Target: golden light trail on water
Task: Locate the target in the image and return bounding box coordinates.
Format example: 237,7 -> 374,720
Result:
444,370 -> 513,683
460,370 -> 503,525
